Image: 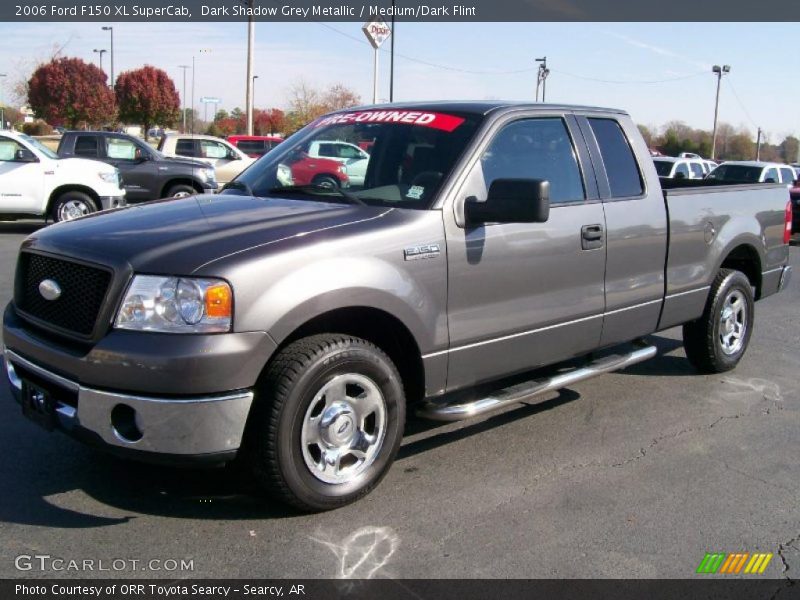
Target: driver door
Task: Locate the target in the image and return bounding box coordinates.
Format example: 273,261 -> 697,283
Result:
0,136 -> 44,214
444,114 -> 607,390
198,139 -> 237,185
102,135 -> 158,202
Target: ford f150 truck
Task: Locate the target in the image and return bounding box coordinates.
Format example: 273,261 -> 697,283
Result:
3,102 -> 793,511
0,130 -> 126,222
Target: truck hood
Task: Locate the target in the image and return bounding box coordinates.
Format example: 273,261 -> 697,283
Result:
21,194 -> 391,275
155,155 -> 212,170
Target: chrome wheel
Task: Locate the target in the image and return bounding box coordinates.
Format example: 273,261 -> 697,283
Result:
300,373 -> 387,485
58,199 -> 91,221
719,289 -> 747,355
172,191 -> 193,198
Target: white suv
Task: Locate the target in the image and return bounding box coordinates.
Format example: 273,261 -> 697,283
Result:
307,140 -> 370,187
158,134 -> 255,185
0,130 -> 125,222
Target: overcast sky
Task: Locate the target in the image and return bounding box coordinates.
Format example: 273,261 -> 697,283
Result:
0,21 -> 797,142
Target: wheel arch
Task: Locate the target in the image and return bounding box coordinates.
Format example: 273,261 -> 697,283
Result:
46,185 -> 100,215
717,241 -> 762,299
160,178 -> 204,198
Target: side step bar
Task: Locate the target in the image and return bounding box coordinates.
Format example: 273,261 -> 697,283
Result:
416,343 -> 657,422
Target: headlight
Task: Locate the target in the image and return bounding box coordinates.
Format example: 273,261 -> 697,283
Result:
339,164 -> 347,175
115,275 -> 232,333
99,171 -> 118,185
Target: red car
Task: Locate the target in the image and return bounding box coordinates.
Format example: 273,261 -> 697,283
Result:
227,135 -> 284,158
283,149 -> 349,189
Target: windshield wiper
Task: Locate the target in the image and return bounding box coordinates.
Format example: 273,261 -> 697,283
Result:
268,185 -> 367,206
222,180 -> 255,196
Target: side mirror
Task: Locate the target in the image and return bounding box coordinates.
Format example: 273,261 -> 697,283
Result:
227,150 -> 240,160
465,178 -> 550,225
134,148 -> 149,162
14,148 -> 38,163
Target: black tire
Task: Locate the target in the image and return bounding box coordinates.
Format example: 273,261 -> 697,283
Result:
166,184 -> 197,199
683,269 -> 754,373
243,334 -> 406,512
51,191 -> 98,222
311,174 -> 340,190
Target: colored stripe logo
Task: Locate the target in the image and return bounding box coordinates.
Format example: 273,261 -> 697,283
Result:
696,552 -> 773,574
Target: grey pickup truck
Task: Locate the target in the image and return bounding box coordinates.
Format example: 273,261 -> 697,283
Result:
3,102 -> 793,511
57,131 -> 218,203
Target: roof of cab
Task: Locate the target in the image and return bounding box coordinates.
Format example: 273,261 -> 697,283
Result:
336,100 -> 628,117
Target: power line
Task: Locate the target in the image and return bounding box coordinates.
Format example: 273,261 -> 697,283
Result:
551,69 -> 707,85
724,77 -> 758,129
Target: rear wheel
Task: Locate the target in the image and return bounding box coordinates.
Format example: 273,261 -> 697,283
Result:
683,269 -> 754,373
243,334 -> 405,511
51,191 -> 98,222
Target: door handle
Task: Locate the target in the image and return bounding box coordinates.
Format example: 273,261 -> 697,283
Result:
581,224 -> 604,250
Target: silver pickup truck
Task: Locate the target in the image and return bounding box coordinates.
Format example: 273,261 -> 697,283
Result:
3,102 -> 793,511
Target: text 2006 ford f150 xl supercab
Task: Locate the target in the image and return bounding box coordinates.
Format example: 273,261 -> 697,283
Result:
3,102 -> 793,511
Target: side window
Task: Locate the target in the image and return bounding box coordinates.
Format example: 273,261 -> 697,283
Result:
0,138 -> 22,161
105,137 -> 138,160
479,117 -> 585,204
175,139 -> 197,157
675,163 -> 690,177
337,144 -> 362,159
690,162 -> 704,178
779,168 -> 795,184
317,143 -> 338,158
763,168 -> 779,183
588,118 -> 644,197
74,136 -> 99,158
200,140 -> 227,159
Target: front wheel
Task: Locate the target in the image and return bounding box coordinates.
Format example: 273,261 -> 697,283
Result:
166,184 -> 197,199
312,174 -> 340,190
243,334 -> 406,511
51,191 -> 98,222
683,269 -> 754,373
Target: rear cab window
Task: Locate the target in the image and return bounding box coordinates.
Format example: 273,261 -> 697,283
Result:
74,136 -> 100,158
587,118 -> 644,198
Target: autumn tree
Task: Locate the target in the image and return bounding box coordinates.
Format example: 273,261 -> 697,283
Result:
27,57 -> 116,128
115,65 -> 180,140
322,84 -> 361,112
254,108 -> 286,135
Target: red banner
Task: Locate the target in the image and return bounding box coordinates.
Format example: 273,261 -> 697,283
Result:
313,111 -> 466,132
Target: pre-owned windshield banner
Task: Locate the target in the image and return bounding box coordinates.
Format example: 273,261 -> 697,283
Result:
5,0 -> 798,22
313,111 -> 466,132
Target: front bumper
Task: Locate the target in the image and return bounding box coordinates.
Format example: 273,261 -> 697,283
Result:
4,347 -> 253,465
98,195 -> 127,211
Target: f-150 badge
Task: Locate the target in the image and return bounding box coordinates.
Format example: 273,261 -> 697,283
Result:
404,244 -> 441,261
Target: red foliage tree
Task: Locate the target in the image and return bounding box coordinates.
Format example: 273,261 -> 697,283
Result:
27,57 -> 116,129
254,108 -> 286,135
115,65 -> 180,140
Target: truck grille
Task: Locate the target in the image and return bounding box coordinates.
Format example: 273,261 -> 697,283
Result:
15,253 -> 112,337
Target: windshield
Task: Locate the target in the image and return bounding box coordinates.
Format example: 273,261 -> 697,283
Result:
225,109 -> 482,209
20,134 -> 58,159
653,159 -> 674,177
706,164 -> 762,183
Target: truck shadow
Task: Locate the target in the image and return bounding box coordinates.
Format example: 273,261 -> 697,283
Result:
0,334 -> 690,528
0,221 -> 46,235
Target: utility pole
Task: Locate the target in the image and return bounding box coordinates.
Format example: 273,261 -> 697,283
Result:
178,65 -> 190,133
755,127 -> 762,161
93,48 -> 107,72
102,26 -> 114,87
389,0 -> 395,102
535,57 -> 549,102
252,75 -> 259,124
245,0 -> 255,135
710,64 -> 730,161
0,73 -> 6,130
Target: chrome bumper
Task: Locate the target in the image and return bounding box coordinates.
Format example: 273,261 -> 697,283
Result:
779,265 -> 792,293
4,348 -> 253,460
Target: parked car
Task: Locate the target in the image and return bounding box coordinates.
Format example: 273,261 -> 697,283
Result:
4,102 -> 791,512
158,134 -> 255,185
706,161 -> 797,186
700,159 -> 718,175
57,131 -> 217,202
306,140 -> 370,186
0,129 -> 125,222
653,156 -> 705,179
790,180 -> 800,234
227,135 -> 283,158
678,152 -> 702,159
278,147 -> 350,189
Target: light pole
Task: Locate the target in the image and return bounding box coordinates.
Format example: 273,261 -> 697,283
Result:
535,57 -> 549,102
389,0 -> 395,102
252,75 -> 259,129
0,73 -> 6,129
711,64 -> 730,161
102,26 -> 114,87
178,65 -> 191,133
244,0 -> 256,136
93,49 -> 107,73
191,48 -> 212,134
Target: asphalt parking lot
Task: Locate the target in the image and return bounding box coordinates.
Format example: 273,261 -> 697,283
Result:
0,221 -> 798,581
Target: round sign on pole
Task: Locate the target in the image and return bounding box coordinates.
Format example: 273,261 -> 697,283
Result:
362,18 -> 391,49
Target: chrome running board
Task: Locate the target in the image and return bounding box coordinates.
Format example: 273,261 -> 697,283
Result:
416,343 -> 657,422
